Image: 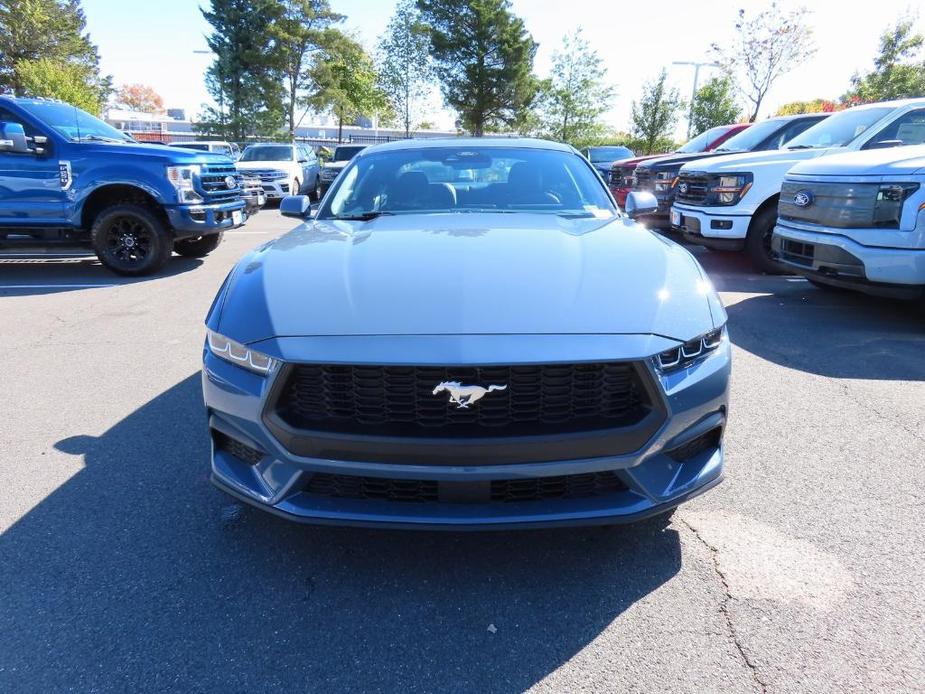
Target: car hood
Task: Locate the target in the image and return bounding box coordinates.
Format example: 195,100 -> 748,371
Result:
323,160 -> 349,171
680,147 -> 840,174
236,160 -> 292,170
638,150 -> 748,172
788,144 -> 925,176
611,154 -> 665,170
215,213 -> 719,344
76,142 -> 231,165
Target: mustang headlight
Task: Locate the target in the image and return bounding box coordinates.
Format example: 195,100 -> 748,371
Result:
710,173 -> 752,205
166,165 -> 203,203
655,326 -> 726,372
207,330 -> 278,375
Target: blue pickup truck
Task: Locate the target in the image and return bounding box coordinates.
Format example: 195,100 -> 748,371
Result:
0,96 -> 247,275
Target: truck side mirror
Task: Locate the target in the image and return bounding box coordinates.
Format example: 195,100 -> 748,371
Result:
0,122 -> 31,154
625,191 -> 658,219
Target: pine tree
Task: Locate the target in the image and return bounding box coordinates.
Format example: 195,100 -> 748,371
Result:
417,0 -> 537,136
199,0 -> 287,141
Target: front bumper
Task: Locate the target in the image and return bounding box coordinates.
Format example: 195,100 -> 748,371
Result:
201,335 -> 731,529
773,224 -> 925,299
671,204 -> 750,250
261,179 -> 292,199
242,189 -> 267,215
166,200 -> 247,238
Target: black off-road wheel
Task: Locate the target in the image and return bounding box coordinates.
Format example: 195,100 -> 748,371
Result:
174,233 -> 223,258
745,206 -> 786,275
91,204 -> 172,276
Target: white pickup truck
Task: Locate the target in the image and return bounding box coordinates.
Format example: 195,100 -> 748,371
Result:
671,98 -> 925,272
771,145 -> 925,306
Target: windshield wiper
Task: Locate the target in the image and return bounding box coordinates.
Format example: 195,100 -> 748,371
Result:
77,134 -> 129,144
787,144 -> 821,150
330,211 -> 395,221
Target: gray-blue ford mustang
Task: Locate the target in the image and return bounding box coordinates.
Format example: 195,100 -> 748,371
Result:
202,138 -> 730,529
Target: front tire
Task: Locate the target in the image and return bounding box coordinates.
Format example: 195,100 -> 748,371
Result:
745,206 -> 786,275
292,178 -> 301,195
91,204 -> 172,276
311,176 -> 321,201
174,233 -> 223,258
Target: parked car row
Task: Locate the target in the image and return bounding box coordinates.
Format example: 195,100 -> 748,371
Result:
611,97 -> 925,306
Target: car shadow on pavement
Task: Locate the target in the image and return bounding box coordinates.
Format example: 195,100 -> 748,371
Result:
0,374 -> 682,692
0,256 -> 203,296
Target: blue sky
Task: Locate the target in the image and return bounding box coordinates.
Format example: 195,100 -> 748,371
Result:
82,0 -> 924,133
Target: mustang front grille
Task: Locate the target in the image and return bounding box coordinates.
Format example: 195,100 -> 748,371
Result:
274,362 -> 651,438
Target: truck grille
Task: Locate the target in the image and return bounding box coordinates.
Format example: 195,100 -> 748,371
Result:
304,470 -> 627,504
274,362 -> 651,438
675,173 -> 710,204
198,164 -> 243,203
240,168 -> 288,182
633,167 -> 654,191
778,181 -> 882,228
611,165 -> 635,187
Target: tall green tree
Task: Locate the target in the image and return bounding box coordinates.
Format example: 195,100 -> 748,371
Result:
417,0 -> 537,136
0,0 -> 110,107
378,0 -> 434,138
843,19 -> 925,103
530,27 -> 615,147
199,0 -> 286,141
711,3 -> 816,122
309,35 -> 388,141
688,75 -> 741,135
631,70 -> 684,154
275,0 -> 344,138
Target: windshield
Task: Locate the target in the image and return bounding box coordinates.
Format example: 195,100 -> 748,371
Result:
23,102 -> 133,143
785,107 -> 893,149
320,146 -> 617,220
587,146 -> 632,162
240,145 -> 293,162
677,125 -> 731,153
715,121 -> 786,151
333,146 -> 365,162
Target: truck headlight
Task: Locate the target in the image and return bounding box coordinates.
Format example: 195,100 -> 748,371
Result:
654,326 -> 726,372
167,165 -> 203,203
207,330 -> 278,375
711,174 -> 752,205
873,183 -> 919,227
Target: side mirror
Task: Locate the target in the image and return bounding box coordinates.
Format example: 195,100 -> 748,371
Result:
0,122 -> 31,154
865,139 -> 903,150
280,195 -> 313,219
624,191 -> 658,219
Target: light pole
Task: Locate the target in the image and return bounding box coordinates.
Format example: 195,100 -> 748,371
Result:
672,60 -> 720,140
193,49 -> 224,134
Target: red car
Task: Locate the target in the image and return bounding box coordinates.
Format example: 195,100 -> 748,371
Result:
609,123 -> 750,208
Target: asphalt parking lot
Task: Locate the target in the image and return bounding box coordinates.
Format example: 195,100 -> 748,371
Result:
1,210 -> 923,693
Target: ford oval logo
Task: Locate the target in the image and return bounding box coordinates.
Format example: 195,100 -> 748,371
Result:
678,182 -> 689,195
225,175 -> 237,189
793,190 -> 813,207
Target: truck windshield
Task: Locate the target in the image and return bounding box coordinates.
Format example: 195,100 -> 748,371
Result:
321,146 -> 616,221
23,102 -> 134,143
333,146 -> 366,161
785,107 -> 894,149
587,146 -> 632,162
240,146 -> 293,162
676,125 -> 731,153
715,119 -> 783,152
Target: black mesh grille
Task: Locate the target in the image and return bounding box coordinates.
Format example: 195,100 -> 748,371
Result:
275,363 -> 650,437
213,430 -> 264,465
198,164 -> 243,202
304,471 -> 627,504
667,427 -> 722,463
676,173 -> 710,204
633,168 -> 654,191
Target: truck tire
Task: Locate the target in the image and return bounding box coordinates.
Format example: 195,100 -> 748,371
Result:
292,177 -> 301,195
91,204 -> 172,276
745,206 -> 786,275
174,233 -> 223,258
311,176 -> 321,201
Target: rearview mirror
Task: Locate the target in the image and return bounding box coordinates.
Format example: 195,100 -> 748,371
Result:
624,191 -> 658,219
0,122 -> 31,154
280,195 -> 313,219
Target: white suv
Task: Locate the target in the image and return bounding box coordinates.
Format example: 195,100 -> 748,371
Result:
772,145 -> 925,305
236,143 -> 322,201
671,99 -> 925,272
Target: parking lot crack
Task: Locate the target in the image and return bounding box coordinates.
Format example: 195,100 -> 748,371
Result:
679,517 -> 768,694
835,381 -> 925,446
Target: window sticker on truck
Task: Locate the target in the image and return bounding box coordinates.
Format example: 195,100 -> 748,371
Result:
59,161 -> 72,191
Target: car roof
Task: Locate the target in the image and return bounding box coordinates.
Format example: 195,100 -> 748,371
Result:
766,113 -> 831,122
361,137 -> 575,155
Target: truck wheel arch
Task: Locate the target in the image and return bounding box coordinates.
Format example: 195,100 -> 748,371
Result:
80,184 -> 170,234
